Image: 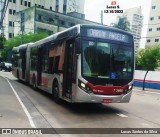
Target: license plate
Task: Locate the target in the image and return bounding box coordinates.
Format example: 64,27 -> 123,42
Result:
102,99 -> 113,103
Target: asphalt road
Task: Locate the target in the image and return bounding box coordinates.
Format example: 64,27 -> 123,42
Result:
0,71 -> 160,137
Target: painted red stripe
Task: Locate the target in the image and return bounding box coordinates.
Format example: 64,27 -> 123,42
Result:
86,82 -> 128,95
134,79 -> 160,84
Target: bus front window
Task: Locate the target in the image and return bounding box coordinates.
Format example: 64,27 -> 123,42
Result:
111,45 -> 133,79
82,40 -> 133,79
82,41 -> 111,78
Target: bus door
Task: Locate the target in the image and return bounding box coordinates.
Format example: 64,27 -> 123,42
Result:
20,49 -> 26,79
37,47 -> 43,86
63,39 -> 75,98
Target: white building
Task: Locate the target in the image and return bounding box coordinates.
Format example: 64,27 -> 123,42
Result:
145,0 -> 160,47
2,0 -> 85,39
120,7 -> 143,52
14,6 -> 100,36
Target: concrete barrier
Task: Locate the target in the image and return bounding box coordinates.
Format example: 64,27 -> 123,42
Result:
134,70 -> 160,90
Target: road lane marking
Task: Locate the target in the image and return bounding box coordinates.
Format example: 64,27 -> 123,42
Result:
117,113 -> 128,118
133,89 -> 160,95
4,77 -> 36,128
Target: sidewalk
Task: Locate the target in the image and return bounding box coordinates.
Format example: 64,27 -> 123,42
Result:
133,86 -> 160,93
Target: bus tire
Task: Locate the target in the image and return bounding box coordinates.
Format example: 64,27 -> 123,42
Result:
53,81 -> 61,104
32,75 -> 37,90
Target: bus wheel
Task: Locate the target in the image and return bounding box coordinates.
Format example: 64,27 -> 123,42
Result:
32,75 -> 37,90
53,81 -> 61,104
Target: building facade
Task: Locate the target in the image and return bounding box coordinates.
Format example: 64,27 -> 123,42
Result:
3,0 -> 85,39
145,0 -> 160,47
14,6 -> 100,36
120,7 -> 143,52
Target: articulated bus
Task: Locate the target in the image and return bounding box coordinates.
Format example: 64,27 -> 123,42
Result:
12,24 -> 134,103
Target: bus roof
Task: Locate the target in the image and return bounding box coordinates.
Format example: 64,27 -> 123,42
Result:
30,24 -> 133,48
13,42 -> 34,51
15,24 -> 133,49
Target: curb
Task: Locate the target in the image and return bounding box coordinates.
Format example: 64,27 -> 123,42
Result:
133,86 -> 160,93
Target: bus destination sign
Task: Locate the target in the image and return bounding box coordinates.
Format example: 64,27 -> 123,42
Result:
87,29 -> 130,43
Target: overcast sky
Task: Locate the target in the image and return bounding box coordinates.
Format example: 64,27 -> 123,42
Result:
84,0 -> 152,48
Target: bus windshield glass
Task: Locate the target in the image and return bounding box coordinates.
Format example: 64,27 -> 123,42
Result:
82,40 -> 133,79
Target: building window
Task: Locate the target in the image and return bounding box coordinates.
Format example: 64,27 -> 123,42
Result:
24,1 -> 27,6
13,0 -> 16,3
13,10 -> 16,15
21,0 -> 23,5
158,16 -> 160,19
61,20 -> 65,25
9,33 -> 12,38
49,18 -> 54,22
28,2 -> 31,7
13,22 -> 14,27
155,39 -> 159,42
56,5 -> 59,12
42,6 -> 44,9
147,39 -> 150,43
152,6 -> 156,9
9,21 -> 12,27
157,27 -> 160,31
37,14 -> 42,21
50,6 -> 52,10
56,0 -> 59,12
9,0 -> 12,2
70,23 -> 75,27
149,28 -> 152,32
63,5 -> 67,14
9,9 -> 12,14
150,17 -> 154,21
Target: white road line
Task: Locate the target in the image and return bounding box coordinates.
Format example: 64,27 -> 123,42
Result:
133,89 -> 160,95
4,77 -> 36,128
117,113 -> 128,118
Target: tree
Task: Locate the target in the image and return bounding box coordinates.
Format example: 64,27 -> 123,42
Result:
1,31 -> 48,61
111,16 -> 130,31
0,34 -> 6,49
136,45 -> 160,90
4,31 -> 48,50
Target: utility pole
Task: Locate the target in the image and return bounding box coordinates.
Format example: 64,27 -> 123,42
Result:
20,11 -> 25,44
100,10 -> 103,25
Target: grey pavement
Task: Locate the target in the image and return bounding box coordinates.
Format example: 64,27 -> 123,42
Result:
1,71 -> 160,137
133,86 -> 160,93
0,76 -> 31,128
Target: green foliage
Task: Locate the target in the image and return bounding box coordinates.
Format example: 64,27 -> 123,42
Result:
136,45 -> 160,71
136,45 -> 160,90
111,16 -> 130,31
1,31 -> 48,61
4,32 -> 48,50
0,34 -> 6,49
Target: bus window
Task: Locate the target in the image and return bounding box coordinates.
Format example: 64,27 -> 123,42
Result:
48,56 -> 60,73
42,48 -> 48,72
30,47 -> 38,70
82,40 -> 111,78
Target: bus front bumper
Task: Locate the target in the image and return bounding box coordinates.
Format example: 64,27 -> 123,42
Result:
73,87 -> 132,103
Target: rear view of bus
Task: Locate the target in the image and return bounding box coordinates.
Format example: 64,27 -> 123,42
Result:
74,25 -> 134,103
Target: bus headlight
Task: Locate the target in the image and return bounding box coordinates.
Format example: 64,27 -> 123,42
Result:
124,84 -> 133,94
128,85 -> 133,90
78,80 -> 92,94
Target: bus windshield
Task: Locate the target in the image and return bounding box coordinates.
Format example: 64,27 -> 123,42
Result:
82,40 -> 133,79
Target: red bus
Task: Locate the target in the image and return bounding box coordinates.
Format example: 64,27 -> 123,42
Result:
12,24 -> 134,103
